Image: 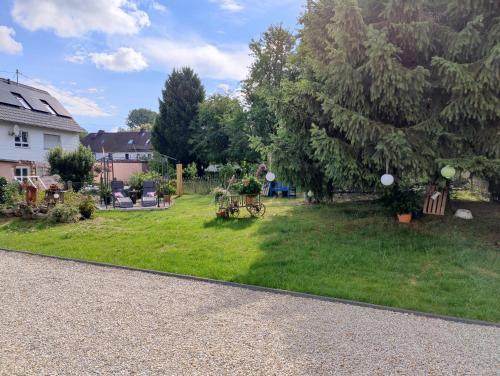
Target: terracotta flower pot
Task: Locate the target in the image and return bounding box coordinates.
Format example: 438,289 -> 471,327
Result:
397,213 -> 412,223
245,195 -> 255,205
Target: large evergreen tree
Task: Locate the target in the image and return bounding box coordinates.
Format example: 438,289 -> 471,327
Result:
152,67 -> 205,164
270,0 -> 499,195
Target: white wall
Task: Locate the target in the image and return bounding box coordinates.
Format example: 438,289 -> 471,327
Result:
0,121 -> 80,163
94,152 -> 152,160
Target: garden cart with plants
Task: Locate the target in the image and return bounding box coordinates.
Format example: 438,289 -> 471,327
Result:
216,194 -> 266,218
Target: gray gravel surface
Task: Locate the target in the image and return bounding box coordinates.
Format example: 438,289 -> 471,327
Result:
0,250 -> 499,376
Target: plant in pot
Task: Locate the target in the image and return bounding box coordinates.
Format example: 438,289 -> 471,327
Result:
381,186 -> 421,223
159,180 -> 176,205
99,185 -> 112,205
235,176 -> 262,204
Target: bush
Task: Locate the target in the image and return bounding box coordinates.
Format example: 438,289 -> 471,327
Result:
183,162 -> 198,179
79,195 -> 96,219
219,164 -> 236,183
381,186 -> 421,215
233,176 -> 262,195
128,171 -> 161,191
47,145 -> 95,185
0,180 -> 22,208
48,203 -> 80,223
159,180 -> 176,196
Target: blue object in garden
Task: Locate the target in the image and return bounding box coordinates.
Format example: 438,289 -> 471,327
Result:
267,181 -> 296,198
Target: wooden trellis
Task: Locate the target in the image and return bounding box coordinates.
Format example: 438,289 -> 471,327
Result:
423,185 -> 448,216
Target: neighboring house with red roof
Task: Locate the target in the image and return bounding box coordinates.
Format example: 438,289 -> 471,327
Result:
0,78 -> 84,181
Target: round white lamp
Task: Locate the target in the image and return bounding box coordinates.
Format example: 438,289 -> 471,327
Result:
265,172 -> 276,182
307,190 -> 314,198
441,165 -> 456,180
381,173 -> 394,186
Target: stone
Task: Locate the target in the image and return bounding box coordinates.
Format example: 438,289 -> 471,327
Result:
454,209 -> 473,220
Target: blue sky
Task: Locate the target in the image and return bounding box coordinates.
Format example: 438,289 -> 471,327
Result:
0,0 -> 302,132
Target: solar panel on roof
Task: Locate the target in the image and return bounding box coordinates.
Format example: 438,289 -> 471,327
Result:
44,97 -> 72,117
23,95 -> 49,113
0,90 -> 21,107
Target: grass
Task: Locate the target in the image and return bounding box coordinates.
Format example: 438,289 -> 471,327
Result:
1,195 -> 499,322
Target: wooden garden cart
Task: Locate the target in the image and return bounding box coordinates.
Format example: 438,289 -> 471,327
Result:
217,194 -> 266,218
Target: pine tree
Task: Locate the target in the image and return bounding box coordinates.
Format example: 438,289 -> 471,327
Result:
152,67 -> 205,164
270,0 -> 499,195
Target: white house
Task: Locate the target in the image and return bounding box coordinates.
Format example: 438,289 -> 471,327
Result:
81,130 -> 153,161
0,78 -> 83,181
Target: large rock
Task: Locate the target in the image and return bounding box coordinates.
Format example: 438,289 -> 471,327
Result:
454,209 -> 473,220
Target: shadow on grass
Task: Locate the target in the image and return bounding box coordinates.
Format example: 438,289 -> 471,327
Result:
203,216 -> 258,230
232,201 -> 500,322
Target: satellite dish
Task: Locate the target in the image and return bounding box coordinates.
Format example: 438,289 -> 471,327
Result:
265,172 -> 276,182
13,125 -> 20,137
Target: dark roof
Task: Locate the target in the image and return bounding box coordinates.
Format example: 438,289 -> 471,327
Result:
0,78 -> 83,133
81,130 -> 153,153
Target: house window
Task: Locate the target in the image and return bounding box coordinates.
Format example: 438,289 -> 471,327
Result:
125,153 -> 129,160
40,100 -> 57,115
44,134 -> 61,149
12,93 -> 31,109
15,166 -> 30,181
15,131 -> 29,148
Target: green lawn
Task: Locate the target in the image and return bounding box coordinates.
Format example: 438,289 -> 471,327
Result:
1,195 -> 499,322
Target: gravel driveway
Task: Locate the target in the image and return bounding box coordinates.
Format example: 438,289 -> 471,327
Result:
0,250 -> 498,375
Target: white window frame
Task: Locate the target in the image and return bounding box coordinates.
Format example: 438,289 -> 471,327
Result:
15,130 -> 29,148
14,166 -> 30,181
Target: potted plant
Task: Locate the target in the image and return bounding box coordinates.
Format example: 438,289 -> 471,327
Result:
99,185 -> 112,205
158,180 -> 176,205
381,186 -> 421,223
235,177 -> 262,204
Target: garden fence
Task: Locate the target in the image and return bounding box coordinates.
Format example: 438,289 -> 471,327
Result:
183,176 -> 224,195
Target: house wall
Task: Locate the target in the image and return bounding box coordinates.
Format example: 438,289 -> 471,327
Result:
94,160 -> 149,184
0,121 -> 80,164
94,152 -> 152,161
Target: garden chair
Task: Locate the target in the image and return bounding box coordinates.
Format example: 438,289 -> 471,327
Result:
111,180 -> 133,209
141,181 -> 157,207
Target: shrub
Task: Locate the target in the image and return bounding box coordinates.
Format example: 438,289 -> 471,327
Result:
381,186 -> 421,215
47,145 -> 95,185
48,203 -> 80,223
79,195 -> 96,219
0,180 -> 22,208
183,162 -> 198,179
219,163 -> 236,183
0,177 -> 7,204
128,171 -> 161,191
233,176 -> 262,195
159,180 -> 176,196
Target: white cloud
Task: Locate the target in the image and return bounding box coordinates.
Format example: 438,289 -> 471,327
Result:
139,38 -> 251,80
89,47 -> 148,72
0,26 -> 22,54
24,78 -> 109,117
11,0 -> 150,37
216,83 -> 231,94
151,1 -> 166,12
64,52 -> 86,64
211,0 -> 243,12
